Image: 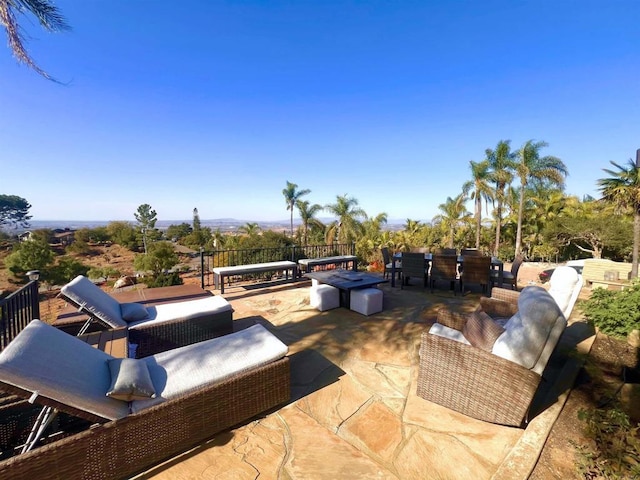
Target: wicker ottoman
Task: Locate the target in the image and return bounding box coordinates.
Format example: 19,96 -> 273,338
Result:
310,284 -> 340,311
350,288 -> 383,316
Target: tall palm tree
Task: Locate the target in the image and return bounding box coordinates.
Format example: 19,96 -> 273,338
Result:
433,193 -> 471,249
282,181 -> 310,237
597,155 -> 640,278
324,194 -> 366,244
296,200 -> 324,246
513,140 -> 567,257
1,0 -> 70,80
462,159 -> 494,250
237,222 -> 261,236
486,140 -> 516,256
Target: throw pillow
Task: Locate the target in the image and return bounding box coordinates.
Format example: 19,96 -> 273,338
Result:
463,310 -> 506,352
106,358 -> 156,402
120,302 -> 149,322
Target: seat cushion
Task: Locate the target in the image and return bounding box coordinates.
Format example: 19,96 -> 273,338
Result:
107,358 -> 156,401
492,286 -> 563,369
120,302 -> 150,322
131,324 -> 288,413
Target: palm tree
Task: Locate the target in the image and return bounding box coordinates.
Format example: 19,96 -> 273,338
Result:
296,200 -> 324,245
462,159 -> 494,250
1,0 -> 70,80
486,140 -> 516,256
282,181 -> 310,237
237,222 -> 261,236
324,194 -> 366,244
513,140 -> 567,257
433,193 -> 471,249
597,155 -> 640,278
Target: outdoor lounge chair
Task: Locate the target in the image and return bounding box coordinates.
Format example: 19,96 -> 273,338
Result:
0,319 -> 290,479
417,286 -> 567,426
59,275 -> 234,358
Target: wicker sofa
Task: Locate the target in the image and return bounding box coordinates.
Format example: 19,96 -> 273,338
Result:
0,320 -> 290,479
417,286 -> 567,427
58,275 -> 234,358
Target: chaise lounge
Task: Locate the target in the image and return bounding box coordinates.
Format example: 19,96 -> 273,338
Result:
0,319 -> 290,479
59,275 -> 234,357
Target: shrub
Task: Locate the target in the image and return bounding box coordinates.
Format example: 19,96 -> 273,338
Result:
579,281 -> 640,339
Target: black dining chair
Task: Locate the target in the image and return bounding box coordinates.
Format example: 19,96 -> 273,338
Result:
400,252 -> 428,289
491,255 -> 523,290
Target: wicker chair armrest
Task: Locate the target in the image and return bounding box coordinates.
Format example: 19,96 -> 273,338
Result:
417,332 -> 541,426
435,308 -> 468,331
478,297 -> 518,319
490,287 -> 520,305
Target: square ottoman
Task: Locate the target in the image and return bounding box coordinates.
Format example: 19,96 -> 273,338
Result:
350,288 -> 383,316
310,284 -> 340,311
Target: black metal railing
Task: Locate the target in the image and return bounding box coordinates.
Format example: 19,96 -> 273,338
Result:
199,243 -> 356,288
0,281 -> 40,351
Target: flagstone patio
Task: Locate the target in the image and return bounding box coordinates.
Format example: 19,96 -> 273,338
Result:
135,278 -> 595,480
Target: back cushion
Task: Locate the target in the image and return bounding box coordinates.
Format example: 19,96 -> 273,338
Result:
61,275 -> 126,328
548,266 -> 580,315
0,320 -> 130,420
492,286 -> 562,369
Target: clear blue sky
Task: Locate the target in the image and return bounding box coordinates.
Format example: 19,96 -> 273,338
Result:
1,1 -> 639,224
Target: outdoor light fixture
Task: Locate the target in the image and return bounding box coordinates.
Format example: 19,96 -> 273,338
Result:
26,270 -> 40,282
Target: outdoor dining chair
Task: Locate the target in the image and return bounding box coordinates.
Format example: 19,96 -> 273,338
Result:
491,255 -> 523,290
400,252 -> 428,289
459,255 -> 492,294
381,247 -> 401,281
429,254 -> 460,295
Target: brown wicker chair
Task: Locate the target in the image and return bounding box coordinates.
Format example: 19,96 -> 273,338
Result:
400,252 -> 428,289
417,286 -> 567,427
429,254 -> 460,295
0,320 -> 290,479
459,255 -> 491,294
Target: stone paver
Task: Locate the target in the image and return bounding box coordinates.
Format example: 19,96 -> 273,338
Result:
138,279 -> 592,480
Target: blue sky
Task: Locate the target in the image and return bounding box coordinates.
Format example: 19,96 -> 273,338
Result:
1,1 -> 639,224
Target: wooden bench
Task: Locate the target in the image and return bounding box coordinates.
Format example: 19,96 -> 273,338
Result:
212,261 -> 298,294
297,255 -> 358,275
582,259 -> 632,289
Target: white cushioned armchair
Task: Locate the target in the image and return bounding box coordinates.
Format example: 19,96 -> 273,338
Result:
417,286 -> 567,426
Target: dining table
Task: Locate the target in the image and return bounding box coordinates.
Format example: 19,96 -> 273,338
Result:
390,252 -> 504,288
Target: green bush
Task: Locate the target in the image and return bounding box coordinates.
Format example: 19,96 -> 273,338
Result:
579,281 -> 640,339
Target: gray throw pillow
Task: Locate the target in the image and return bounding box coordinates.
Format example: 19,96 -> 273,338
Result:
463,310 -> 506,352
106,358 -> 156,402
120,302 -> 149,322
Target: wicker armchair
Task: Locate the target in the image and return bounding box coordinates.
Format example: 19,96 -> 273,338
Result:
417,286 -> 567,427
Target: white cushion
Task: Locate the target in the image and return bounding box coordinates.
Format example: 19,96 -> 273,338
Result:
548,266 -> 583,319
428,323 -> 471,345
492,286 -> 562,369
62,275 -> 127,328
120,302 -> 150,322
127,295 -> 232,329
0,320 -> 130,420
132,324 -> 288,413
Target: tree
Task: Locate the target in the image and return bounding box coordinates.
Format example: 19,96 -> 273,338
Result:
282,181 -> 310,237
5,237 -> 54,280
134,204 -> 158,254
433,194 -> 471,249
0,194 -> 31,230
324,194 -> 366,244
0,0 -> 70,80
514,140 -> 567,257
598,154 -> 640,278
296,200 -> 324,245
107,221 -> 137,250
462,160 -> 493,250
47,256 -> 89,288
133,241 -> 179,278
237,222 -> 261,236
486,140 -> 516,256
166,223 -> 192,241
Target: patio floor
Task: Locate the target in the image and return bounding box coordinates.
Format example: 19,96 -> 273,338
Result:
131,277 -> 595,480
